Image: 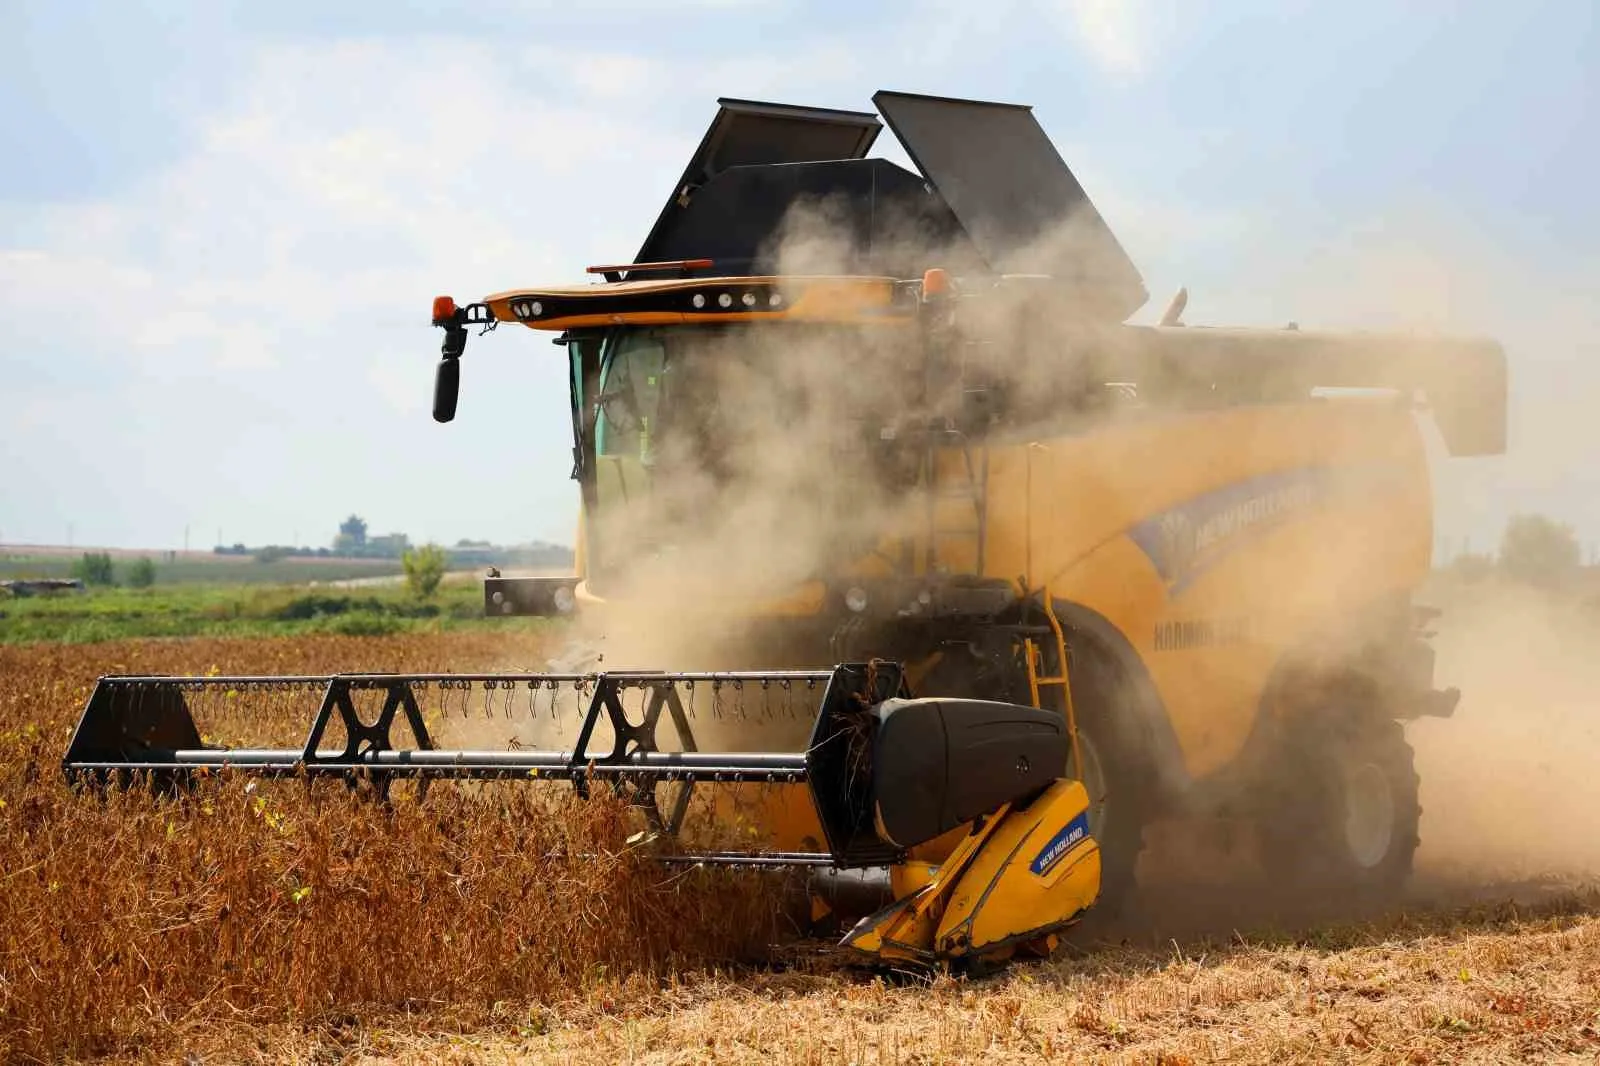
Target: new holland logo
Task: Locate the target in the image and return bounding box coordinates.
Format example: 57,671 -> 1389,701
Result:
1030,810 -> 1092,877
1129,468 -> 1327,594
1128,462 -> 1413,596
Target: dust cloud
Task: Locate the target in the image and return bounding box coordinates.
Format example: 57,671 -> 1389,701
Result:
500,182 -> 1600,931
1411,578 -> 1600,885
519,193 -> 1145,752
1249,222 -> 1600,892
1114,577 -> 1600,945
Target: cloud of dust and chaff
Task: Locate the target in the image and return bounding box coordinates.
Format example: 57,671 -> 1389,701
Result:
1410,578 -> 1600,885
1246,217 -> 1600,888
512,172 -> 1600,885
513,192 -> 1146,749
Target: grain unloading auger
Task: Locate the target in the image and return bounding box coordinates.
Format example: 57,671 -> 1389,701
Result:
63,662 -> 1102,966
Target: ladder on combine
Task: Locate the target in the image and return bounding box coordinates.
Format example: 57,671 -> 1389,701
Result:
1025,589 -> 1084,781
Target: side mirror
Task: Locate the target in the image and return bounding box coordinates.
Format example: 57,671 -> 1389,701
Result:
433,319 -> 468,424
433,357 -> 460,423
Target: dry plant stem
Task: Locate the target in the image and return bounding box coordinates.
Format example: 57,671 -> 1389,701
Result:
0,635 -> 794,1063
5,578 -> 1600,1063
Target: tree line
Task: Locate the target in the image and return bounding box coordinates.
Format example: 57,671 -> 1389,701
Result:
1448,513 -> 1589,588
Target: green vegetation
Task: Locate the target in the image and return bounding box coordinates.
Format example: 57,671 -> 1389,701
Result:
126,557 -> 157,589
69,552 -> 116,587
0,581 -> 553,645
403,543 -> 449,599
0,553 -> 404,586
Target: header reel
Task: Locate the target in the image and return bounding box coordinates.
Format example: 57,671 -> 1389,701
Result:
63,660 -> 1103,964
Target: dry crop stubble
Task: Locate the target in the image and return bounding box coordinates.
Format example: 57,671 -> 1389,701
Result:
0,635 -> 801,1062
6,627 -> 1600,1064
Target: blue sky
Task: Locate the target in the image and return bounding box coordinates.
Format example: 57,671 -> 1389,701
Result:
1,1 -> 1595,556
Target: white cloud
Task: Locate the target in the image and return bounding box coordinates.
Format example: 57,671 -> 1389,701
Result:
1055,0 -> 1150,77
4,10 -> 1580,555
0,32 -> 874,548
903,0 -> 1155,80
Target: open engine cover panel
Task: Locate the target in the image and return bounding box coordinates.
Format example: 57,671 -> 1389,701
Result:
870,697 -> 1069,849
640,158 -> 981,278
634,98 -> 883,272
873,90 -> 1147,320
631,90 -> 1146,316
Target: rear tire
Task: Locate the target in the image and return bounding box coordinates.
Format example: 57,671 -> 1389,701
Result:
1258,711 -> 1421,904
1069,715 -> 1146,917
1057,642 -> 1151,920
910,628 -> 1152,920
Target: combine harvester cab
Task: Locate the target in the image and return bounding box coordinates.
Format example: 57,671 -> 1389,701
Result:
64,663 -> 1100,966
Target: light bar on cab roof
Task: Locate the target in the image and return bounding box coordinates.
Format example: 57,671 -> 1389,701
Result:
585,258 -> 715,279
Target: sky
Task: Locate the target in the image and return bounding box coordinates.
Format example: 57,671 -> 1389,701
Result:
1,0 -> 1595,557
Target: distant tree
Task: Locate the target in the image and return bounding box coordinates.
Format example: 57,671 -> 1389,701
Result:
337,515 -> 368,552
127,556 -> 157,588
1499,513 -> 1581,587
255,545 -> 290,564
71,552 -> 115,587
402,543 -> 448,599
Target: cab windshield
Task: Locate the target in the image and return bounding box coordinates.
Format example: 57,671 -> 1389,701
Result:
594,330 -> 667,465
579,323 -> 907,585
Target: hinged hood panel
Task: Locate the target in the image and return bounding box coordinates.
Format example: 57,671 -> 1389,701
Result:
873,90 -> 1147,320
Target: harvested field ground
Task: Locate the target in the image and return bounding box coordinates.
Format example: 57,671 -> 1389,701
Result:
4,632 -> 1600,1064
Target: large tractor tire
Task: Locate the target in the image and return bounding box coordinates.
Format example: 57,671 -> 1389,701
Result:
1257,709 -> 1421,904
1057,640 -> 1153,921
910,629 -> 1152,920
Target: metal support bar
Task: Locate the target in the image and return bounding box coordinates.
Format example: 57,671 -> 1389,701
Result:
66,749 -> 807,779
60,664 -> 894,869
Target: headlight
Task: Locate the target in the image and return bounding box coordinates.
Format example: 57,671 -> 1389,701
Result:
552,585 -> 576,614
844,586 -> 869,614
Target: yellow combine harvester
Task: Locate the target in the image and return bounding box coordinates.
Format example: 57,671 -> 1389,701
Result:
66,90 -> 1506,968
